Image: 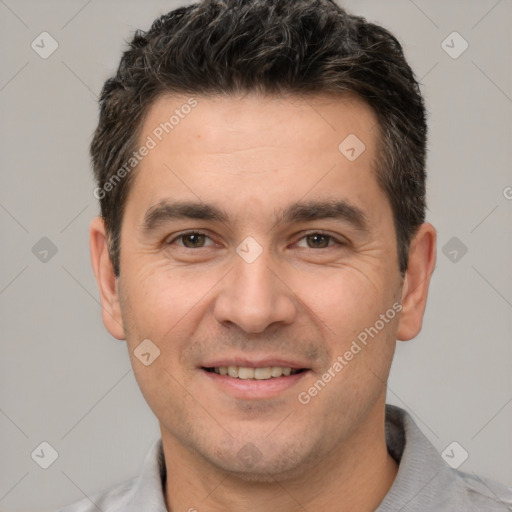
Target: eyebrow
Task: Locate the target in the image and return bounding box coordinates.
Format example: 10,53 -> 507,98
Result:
141,198 -> 369,233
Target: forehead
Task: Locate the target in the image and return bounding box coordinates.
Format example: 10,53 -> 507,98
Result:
125,92 -> 386,227
142,91 -> 378,156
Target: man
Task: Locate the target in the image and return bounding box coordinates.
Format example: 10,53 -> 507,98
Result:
61,0 -> 512,510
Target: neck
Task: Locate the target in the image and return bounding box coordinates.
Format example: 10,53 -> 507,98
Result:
162,402 -> 398,512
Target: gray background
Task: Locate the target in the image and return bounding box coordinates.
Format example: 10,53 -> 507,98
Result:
0,0 -> 511,510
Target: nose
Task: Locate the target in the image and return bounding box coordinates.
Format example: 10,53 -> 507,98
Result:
213,246 -> 297,333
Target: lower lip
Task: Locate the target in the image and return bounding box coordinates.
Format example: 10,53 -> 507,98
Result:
201,369 -> 310,399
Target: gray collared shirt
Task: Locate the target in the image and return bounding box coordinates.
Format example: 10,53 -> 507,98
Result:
58,405 -> 512,511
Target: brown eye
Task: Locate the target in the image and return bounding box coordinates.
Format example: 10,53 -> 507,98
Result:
167,231 -> 214,248
296,232 -> 343,249
305,234 -> 331,248
181,233 -> 206,248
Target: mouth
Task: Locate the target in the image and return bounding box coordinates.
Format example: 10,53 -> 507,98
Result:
202,365 -> 306,379
200,361 -> 311,399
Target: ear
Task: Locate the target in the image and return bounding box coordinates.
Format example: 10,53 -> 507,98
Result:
89,216 -> 126,340
396,222 -> 437,341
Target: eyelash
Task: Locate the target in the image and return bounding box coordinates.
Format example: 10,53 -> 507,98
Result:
166,230 -> 346,250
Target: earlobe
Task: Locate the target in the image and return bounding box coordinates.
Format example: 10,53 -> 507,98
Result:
89,216 -> 126,340
396,222 -> 437,341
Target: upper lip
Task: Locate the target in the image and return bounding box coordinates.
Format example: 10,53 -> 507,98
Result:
201,356 -> 310,370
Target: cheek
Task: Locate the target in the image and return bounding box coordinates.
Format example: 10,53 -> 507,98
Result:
294,265 -> 400,391
128,354 -> 194,432
122,263 -> 205,330
296,265 -> 394,335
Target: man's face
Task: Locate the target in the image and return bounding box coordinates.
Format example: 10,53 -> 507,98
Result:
110,93 -> 406,479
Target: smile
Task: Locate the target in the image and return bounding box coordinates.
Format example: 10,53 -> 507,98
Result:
203,366 -> 305,379
201,363 -> 310,399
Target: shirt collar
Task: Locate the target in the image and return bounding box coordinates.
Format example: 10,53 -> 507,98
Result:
376,404 -> 458,511
129,436 -> 168,511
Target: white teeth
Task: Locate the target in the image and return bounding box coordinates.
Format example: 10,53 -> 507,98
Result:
238,367 -> 255,379
254,367 -> 272,380
228,366 -> 239,378
212,366 -> 300,379
271,366 -> 283,377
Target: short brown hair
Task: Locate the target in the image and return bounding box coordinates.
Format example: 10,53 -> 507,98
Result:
91,0 -> 427,277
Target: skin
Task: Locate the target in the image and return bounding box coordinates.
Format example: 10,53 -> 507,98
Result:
90,92 -> 436,512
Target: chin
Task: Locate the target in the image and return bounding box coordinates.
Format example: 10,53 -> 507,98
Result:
206,441 -> 318,483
